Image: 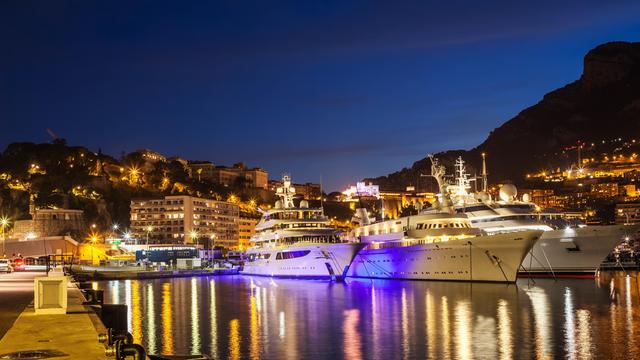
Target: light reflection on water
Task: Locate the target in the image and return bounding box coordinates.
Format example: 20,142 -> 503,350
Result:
97,272 -> 640,360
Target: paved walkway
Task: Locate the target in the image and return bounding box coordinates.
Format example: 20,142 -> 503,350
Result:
0,274 -> 109,359
0,271 -> 41,339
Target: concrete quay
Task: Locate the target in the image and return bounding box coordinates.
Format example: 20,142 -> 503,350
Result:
0,272 -> 109,359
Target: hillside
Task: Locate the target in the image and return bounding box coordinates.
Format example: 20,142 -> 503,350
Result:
0,141 -> 266,233
368,41 -> 640,190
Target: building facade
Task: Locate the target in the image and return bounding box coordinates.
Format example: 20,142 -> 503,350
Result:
130,195 -> 239,246
188,162 -> 268,189
236,217 -> 259,250
11,209 -> 85,240
616,202 -> 640,224
269,180 -> 322,200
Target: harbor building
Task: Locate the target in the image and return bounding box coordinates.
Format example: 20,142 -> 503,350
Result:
11,208 -> 85,240
188,162 -> 268,189
130,195 -> 239,246
236,217 -> 259,250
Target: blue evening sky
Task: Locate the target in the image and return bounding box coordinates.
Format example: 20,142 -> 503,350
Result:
1,1 -> 640,190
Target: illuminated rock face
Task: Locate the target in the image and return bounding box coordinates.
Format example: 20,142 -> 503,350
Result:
368,41 -> 640,188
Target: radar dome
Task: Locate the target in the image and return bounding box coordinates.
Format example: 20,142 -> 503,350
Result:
499,184 -> 517,202
476,191 -> 490,203
275,200 -> 283,209
300,200 -> 309,208
522,193 -> 531,202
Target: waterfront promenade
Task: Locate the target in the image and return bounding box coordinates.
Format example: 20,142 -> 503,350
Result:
0,272 -> 108,359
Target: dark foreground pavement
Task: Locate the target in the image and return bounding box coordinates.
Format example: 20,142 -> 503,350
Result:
0,271 -> 41,339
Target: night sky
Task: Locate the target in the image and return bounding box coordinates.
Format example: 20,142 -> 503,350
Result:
2,1 -> 640,191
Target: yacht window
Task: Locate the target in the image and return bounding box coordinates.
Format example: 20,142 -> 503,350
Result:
416,224 -> 423,230
276,250 -> 311,260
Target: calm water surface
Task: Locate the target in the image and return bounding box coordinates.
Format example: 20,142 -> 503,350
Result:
96,272 -> 640,359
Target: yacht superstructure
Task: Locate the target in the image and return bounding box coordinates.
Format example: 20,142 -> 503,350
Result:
240,175 -> 364,280
347,156 -> 542,283
437,156 -> 640,276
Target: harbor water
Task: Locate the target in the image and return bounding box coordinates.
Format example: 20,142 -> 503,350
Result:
96,272 -> 640,359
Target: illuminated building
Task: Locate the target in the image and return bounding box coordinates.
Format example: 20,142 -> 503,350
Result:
237,217 -> 258,250
590,182 -> 620,199
341,182 -> 435,219
130,195 -> 239,246
11,208 -> 85,240
615,203 -> 640,224
188,162 -> 268,189
268,180 -> 321,200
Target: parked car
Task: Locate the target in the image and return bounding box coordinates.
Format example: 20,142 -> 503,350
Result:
0,259 -> 13,273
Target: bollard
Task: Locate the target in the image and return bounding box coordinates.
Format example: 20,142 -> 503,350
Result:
78,282 -> 93,290
101,304 -> 128,334
82,289 -> 104,305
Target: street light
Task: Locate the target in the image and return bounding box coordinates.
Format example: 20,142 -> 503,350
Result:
90,235 -> 98,265
0,216 -> 10,258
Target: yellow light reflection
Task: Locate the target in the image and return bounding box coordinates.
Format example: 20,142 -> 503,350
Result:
425,291 -> 436,359
210,280 -> 218,359
441,296 -> 451,360
564,288 -> 576,357
111,282 -> 119,304
146,284 -> 156,354
342,309 -> 362,360
131,281 -> 142,344
576,310 -> 592,360
454,300 -> 472,360
191,278 -> 201,354
161,282 -> 174,354
401,288 -> 409,360
526,287 -> 553,360
250,293 -> 260,360
229,319 -> 240,360
278,311 -> 285,340
497,299 -> 512,360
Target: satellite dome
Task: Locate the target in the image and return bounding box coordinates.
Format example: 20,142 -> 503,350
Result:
476,191 -> 490,203
300,200 -> 309,208
522,193 -> 531,202
275,200 -> 283,209
499,184 -> 517,202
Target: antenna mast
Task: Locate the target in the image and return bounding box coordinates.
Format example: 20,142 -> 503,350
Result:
481,152 -> 488,192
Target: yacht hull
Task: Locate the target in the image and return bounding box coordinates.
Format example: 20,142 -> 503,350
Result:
240,243 -> 365,280
347,230 -> 542,283
520,225 -> 639,275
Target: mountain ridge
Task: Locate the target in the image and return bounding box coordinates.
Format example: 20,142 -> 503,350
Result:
366,41 -> 640,190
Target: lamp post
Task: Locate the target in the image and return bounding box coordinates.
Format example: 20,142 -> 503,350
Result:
0,217 -> 9,258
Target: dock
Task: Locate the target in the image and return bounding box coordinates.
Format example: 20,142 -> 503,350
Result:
0,275 -> 108,359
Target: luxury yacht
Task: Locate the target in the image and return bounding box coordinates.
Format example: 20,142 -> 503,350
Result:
346,156 -> 542,283
438,156 -> 640,276
241,175 -> 365,280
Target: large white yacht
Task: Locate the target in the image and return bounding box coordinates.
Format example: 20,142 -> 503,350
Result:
241,175 -> 365,280
346,156 -> 543,283
439,156 -> 640,276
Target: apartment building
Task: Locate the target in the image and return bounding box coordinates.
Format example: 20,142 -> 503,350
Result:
130,195 -> 239,246
236,217 -> 259,250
